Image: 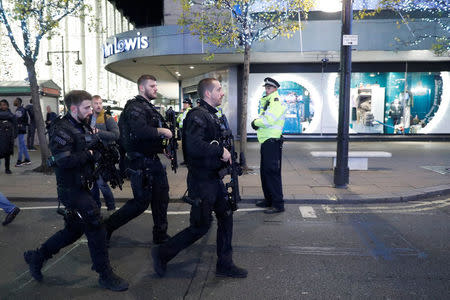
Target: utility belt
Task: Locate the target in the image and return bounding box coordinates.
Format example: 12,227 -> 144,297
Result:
265,136 -> 284,143
125,151 -> 159,170
188,167 -> 220,180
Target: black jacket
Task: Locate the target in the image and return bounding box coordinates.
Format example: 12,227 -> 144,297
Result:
49,114 -> 95,202
0,109 -> 17,158
15,106 -> 28,134
183,99 -> 224,179
25,104 -> 35,125
119,95 -> 167,156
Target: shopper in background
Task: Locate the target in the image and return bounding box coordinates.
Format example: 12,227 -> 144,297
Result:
25,99 -> 37,151
0,99 -> 17,174
45,105 -> 58,129
13,97 -> 31,167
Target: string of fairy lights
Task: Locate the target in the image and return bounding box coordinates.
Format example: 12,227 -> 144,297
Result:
184,0 -> 449,53
379,0 -> 449,51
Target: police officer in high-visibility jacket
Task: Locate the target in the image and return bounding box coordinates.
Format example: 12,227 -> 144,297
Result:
177,98 -> 193,129
251,77 -> 287,214
177,98 -> 192,165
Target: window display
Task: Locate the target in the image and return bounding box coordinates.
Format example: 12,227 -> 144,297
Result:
259,81 -> 313,134
336,72 -> 444,134
248,71 -> 448,135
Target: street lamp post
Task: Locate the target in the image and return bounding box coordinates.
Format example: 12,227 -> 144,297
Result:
45,36 -> 82,110
333,0 -> 353,188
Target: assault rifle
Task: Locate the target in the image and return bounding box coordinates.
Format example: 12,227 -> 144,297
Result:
85,135 -> 124,190
165,107 -> 178,173
218,115 -> 245,211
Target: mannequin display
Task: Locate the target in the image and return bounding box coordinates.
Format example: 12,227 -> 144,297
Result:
389,98 -> 403,125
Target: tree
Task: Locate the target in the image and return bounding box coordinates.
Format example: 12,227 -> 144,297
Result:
178,0 -> 314,169
0,0 -> 87,172
358,0 -> 449,56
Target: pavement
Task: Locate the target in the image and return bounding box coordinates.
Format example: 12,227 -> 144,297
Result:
1,140 -> 449,204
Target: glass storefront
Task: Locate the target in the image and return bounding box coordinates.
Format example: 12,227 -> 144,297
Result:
248,71 -> 449,135
339,72 -> 443,134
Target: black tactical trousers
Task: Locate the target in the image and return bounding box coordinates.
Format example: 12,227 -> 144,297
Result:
260,138 -> 284,209
39,189 -> 110,274
159,172 -> 233,267
105,156 -> 169,240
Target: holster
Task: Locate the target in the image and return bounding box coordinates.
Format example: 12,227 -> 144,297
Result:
182,195 -> 203,227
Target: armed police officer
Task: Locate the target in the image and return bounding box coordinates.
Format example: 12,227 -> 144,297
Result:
151,78 -> 247,279
251,77 -> 287,214
23,90 -> 128,291
104,74 -> 171,245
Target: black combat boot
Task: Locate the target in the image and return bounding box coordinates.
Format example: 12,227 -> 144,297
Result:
23,249 -> 45,281
216,263 -> 248,278
98,269 -> 129,291
151,246 -> 167,277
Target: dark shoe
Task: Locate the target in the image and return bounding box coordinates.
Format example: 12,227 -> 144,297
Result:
15,160 -> 23,167
255,200 -> 271,208
153,233 -> 171,245
216,264 -> 248,278
151,247 -> 167,277
24,250 -> 44,282
5,169 -> 12,174
264,207 -> 285,214
98,269 -> 129,291
23,159 -> 32,165
3,207 -> 20,225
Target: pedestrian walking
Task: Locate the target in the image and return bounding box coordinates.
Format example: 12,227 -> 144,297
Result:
88,95 -> 119,212
251,77 -> 287,214
151,78 -> 247,278
0,192 -> 20,226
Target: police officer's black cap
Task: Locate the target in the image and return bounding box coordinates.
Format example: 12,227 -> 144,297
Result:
183,98 -> 192,105
263,77 -> 280,88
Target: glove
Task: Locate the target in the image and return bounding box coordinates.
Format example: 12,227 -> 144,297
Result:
251,120 -> 259,131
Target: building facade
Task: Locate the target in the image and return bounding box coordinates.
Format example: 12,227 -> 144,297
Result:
102,0 -> 450,136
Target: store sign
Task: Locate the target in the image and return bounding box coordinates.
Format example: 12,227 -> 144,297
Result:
103,32 -> 149,58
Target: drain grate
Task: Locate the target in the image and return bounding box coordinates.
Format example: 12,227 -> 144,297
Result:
421,166 -> 450,175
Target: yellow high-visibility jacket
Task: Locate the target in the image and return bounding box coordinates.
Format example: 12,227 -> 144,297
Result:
178,107 -> 192,129
253,91 -> 286,144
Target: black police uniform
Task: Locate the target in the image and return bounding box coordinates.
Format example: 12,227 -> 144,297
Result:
156,99 -> 235,269
104,95 -> 169,243
28,113 -> 111,274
